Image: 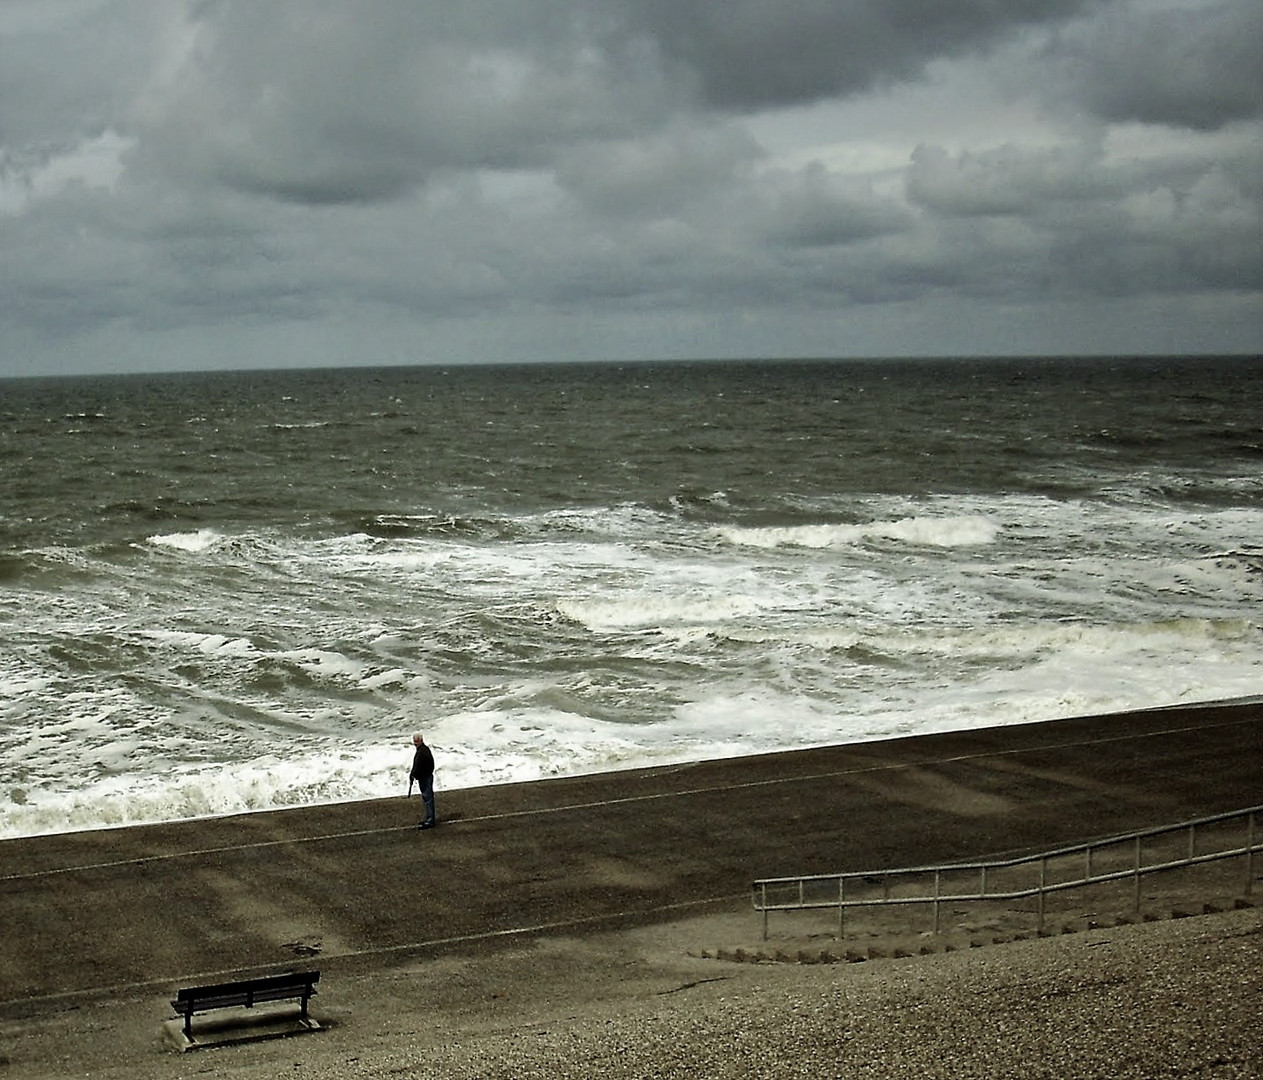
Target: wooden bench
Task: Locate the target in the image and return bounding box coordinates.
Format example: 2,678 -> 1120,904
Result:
170,971 -> 320,1041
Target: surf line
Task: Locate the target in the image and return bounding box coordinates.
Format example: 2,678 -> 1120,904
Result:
0,713 -> 1255,884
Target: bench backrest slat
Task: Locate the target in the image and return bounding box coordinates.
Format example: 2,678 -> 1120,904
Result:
173,971 -> 319,1009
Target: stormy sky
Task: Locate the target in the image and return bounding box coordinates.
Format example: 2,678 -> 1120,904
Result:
1,0 -> 1260,376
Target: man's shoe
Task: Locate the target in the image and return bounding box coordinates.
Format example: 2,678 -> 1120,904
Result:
419,820 -> 436,830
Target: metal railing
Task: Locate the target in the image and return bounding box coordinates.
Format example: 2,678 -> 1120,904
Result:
752,805 -> 1260,940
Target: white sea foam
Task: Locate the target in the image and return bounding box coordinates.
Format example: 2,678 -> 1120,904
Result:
147,528 -> 222,553
143,629 -> 257,655
558,592 -> 767,631
0,662 -> 55,701
4,361 -> 1262,839
7,622 -> 1259,841
718,515 -> 1000,550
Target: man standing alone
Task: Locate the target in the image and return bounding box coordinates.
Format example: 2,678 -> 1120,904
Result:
409,732 -> 436,830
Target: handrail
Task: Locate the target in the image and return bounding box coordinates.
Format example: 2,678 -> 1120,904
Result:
752,805 -> 1261,940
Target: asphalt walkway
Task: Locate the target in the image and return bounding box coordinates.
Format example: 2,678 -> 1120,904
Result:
1,701 -> 1259,1014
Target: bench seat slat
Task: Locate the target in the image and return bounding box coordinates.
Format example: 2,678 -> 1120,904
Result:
171,987 -> 308,1012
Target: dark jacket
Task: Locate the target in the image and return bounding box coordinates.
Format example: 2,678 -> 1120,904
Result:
410,744 -> 434,782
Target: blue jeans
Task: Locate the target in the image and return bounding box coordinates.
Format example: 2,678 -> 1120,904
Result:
417,775 -> 435,824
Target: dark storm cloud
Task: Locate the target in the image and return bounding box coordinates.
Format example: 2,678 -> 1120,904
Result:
136,0 -> 1114,208
620,0 -> 1104,110
905,137 -> 1263,297
759,162 -> 914,247
555,123 -> 760,218
0,5 -> 127,143
906,143 -> 1120,218
136,1 -> 673,207
1050,0 -> 1263,130
1,0 -> 1260,373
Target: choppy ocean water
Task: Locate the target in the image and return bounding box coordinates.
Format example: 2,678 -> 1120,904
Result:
1,356 -> 1260,837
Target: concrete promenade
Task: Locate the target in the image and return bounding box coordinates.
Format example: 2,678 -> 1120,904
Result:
2,701 -> 1259,1016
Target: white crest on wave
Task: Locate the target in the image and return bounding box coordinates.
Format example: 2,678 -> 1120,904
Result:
147,528 -> 222,553
718,515 -> 1000,550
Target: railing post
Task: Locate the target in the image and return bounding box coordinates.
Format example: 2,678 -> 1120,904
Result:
838,876 -> 846,939
1086,844 -> 1093,881
1188,823 -> 1196,860
1037,857 -> 1046,934
761,883 -> 769,941
933,869 -> 941,934
1248,812 -> 1256,898
1134,835 -> 1142,912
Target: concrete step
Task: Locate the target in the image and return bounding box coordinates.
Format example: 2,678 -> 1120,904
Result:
695,894 -> 1256,965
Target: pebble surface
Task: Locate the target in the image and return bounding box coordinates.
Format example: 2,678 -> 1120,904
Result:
411,913 -> 1258,1080
3,907 -> 1256,1079
102,906 -> 1253,1080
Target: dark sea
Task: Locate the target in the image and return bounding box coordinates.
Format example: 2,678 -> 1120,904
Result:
1,356 -> 1260,837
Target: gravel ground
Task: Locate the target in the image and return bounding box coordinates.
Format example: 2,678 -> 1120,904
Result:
399,909 -> 1261,1080
9,905 -> 1256,1080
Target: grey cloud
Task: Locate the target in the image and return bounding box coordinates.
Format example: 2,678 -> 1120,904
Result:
1051,0 -> 1263,130
0,2 -> 154,146
555,123 -> 760,218
132,0 -> 1116,207
761,162 -> 913,247
620,0 -> 1103,110
0,189 -> 152,336
134,2 -> 675,206
906,143 -> 1119,217
903,138 -> 1263,297
1,0 -> 1260,372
